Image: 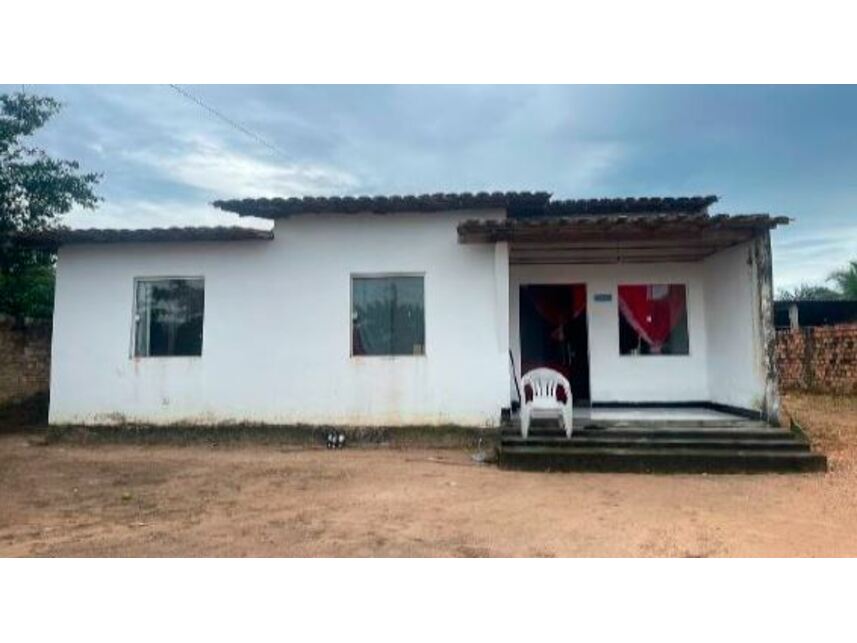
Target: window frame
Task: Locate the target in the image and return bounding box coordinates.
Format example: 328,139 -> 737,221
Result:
349,272 -> 427,358
616,282 -> 691,358
130,275 -> 206,359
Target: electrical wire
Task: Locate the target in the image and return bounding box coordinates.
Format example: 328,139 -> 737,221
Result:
167,84 -> 291,161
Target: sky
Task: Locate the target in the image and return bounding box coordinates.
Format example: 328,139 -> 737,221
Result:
4,84 -> 857,290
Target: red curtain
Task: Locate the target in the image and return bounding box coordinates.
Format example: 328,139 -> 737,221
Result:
525,285 -> 586,341
617,284 -> 686,353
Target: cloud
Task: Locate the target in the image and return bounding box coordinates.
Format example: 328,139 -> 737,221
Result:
556,142 -> 627,194
772,223 -> 857,290
125,135 -> 360,199
6,84 -> 855,291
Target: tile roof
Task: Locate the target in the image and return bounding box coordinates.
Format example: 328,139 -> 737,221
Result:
457,212 -> 790,244
213,192 -> 551,218
213,192 -> 718,219
14,226 -> 274,249
544,195 -> 718,216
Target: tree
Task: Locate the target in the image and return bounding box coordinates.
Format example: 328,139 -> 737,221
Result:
0,92 -> 100,321
777,283 -> 842,302
828,260 -> 857,300
777,258 -> 857,301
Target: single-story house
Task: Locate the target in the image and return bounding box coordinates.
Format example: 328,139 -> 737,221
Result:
26,192 -> 787,429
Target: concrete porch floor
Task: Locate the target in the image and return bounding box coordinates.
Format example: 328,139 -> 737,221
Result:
507,404 -> 761,429
577,406 -> 751,424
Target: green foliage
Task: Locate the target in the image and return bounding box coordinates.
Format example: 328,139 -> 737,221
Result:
778,258 -> 857,302
0,255 -> 55,320
0,92 -> 100,320
828,260 -> 857,300
777,283 -> 842,302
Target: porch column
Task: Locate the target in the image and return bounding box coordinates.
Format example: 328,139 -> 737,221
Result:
493,241 -> 510,355
753,230 -> 781,423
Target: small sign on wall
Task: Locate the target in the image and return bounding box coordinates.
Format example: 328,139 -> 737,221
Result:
593,292 -> 613,303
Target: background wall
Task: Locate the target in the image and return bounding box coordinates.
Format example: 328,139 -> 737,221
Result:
0,314 -> 51,408
777,324 -> 857,394
49,210 -> 509,427
510,261 -> 711,402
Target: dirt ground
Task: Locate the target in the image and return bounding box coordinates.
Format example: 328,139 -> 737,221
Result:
2,393 -> 857,557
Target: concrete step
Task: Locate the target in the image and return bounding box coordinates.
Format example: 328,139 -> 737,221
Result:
501,426 -> 796,441
500,436 -> 811,451
497,446 -> 827,474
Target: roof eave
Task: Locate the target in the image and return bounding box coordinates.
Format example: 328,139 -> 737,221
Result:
457,213 -> 790,244
12,226 -> 275,250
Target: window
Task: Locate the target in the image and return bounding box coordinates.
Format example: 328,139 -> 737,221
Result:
351,275 -> 425,356
134,278 -> 204,357
618,284 -> 688,355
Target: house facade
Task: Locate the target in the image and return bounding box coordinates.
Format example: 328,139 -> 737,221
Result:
31,192 -> 786,428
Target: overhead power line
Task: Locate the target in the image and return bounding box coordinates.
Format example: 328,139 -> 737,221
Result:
167,84 -> 291,161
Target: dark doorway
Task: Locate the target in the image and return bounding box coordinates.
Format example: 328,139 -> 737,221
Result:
519,284 -> 591,404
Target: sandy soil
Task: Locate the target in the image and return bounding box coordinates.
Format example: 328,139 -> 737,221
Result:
2,393 -> 857,557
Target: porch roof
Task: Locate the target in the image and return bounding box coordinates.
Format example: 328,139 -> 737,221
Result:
458,213 -> 790,263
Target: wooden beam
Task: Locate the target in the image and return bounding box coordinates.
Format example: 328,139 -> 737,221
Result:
510,255 -> 711,265
510,247 -> 717,262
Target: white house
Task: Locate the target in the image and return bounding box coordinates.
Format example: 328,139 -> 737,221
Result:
28,192 -> 786,429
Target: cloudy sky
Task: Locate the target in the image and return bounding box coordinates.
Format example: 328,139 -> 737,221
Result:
5,84 -> 857,290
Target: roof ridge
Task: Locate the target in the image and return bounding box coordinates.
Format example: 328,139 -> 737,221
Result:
214,192 -> 718,219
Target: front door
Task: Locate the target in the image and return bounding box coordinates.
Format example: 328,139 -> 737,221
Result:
519,284 -> 591,404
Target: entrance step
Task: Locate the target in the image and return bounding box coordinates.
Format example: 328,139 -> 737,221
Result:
500,436 -> 810,451
497,424 -> 826,474
501,426 -> 795,441
497,446 -> 828,474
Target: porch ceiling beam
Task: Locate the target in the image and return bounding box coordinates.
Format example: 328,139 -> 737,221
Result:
457,214 -> 789,244
510,246 -> 720,260
462,228 -> 757,245
510,255 -> 715,265
510,249 -> 719,264
509,239 -> 742,252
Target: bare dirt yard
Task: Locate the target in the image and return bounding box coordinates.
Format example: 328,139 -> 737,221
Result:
2,393 -> 857,557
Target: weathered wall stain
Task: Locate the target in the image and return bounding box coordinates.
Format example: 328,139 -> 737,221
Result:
753,232 -> 781,422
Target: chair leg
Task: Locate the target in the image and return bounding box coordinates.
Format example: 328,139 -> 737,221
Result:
563,403 -> 573,439
520,406 -> 530,439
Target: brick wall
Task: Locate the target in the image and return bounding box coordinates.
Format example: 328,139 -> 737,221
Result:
776,323 -> 857,394
0,314 -> 52,407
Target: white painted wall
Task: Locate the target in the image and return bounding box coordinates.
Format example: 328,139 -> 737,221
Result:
702,240 -> 766,411
510,261 -> 711,402
49,210 -> 510,427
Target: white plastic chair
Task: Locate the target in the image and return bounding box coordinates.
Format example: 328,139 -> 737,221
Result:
520,368 -> 573,439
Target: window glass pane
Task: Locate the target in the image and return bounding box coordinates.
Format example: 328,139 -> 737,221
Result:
352,276 -> 424,356
617,284 -> 688,355
135,279 -> 204,357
